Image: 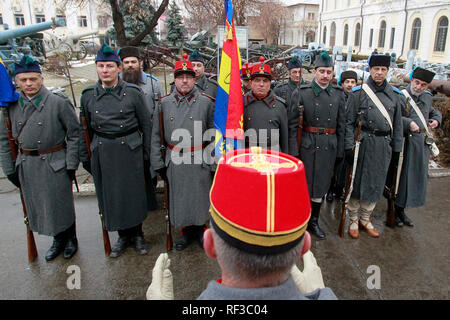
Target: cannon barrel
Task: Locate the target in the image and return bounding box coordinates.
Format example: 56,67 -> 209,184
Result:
0,18 -> 65,43
65,30 -> 98,41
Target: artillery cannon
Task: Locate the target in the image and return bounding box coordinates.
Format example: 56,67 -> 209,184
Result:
43,29 -> 99,60
0,18 -> 65,66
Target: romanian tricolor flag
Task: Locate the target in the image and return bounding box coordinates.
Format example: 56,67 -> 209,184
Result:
214,0 -> 244,159
0,58 -> 19,107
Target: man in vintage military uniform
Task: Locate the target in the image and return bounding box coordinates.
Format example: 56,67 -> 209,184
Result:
273,55 -> 305,108
292,52 -> 346,239
188,50 -> 218,98
151,53 -> 215,251
394,67 -> 442,226
119,46 -> 163,210
147,148 -> 337,300
344,54 -> 403,239
79,44 -> 152,257
326,69 -> 358,202
243,57 -> 291,154
0,56 -> 80,261
241,62 -> 252,93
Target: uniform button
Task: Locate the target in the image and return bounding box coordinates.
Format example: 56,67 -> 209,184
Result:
121,141 -> 125,144
18,122 -> 22,125
316,146 -> 320,149
99,141 -> 102,145
120,125 -> 124,128
330,104 -> 332,106
189,116 -> 193,120
95,111 -> 99,114
41,156 -> 46,160
328,118 -> 331,121
248,117 -> 251,121
98,126 -> 101,128
37,140 -> 41,144
269,120 -> 272,123
368,134 -> 372,137
22,158 -> 25,161
316,117 -> 319,121
193,100 -> 196,103
120,109 -> 123,113
409,134 -> 412,137
190,136 -> 193,139
191,153 -> 194,157
38,122 -> 43,126
272,105 -> 275,108
369,120 -> 373,123
123,93 -> 127,96
170,117 -> 174,121
369,107 -> 372,110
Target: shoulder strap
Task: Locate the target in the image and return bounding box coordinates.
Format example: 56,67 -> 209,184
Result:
362,84 -> 393,131
401,89 -> 430,134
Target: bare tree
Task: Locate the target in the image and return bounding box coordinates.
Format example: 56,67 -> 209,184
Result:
253,1 -> 286,44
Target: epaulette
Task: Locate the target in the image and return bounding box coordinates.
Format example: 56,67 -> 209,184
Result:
352,85 -> 362,92
300,83 -> 312,89
201,92 -> 216,101
81,85 -> 96,95
146,73 -> 159,81
392,86 -> 404,95
156,93 -> 171,101
274,96 -> 287,107
424,90 -> 433,96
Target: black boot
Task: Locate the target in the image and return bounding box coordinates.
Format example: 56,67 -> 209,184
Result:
110,236 -> 131,258
45,238 -> 67,261
175,226 -> 196,251
63,237 -> 78,259
394,205 -> 404,227
307,202 -> 326,240
133,235 -> 148,255
397,206 -> 414,227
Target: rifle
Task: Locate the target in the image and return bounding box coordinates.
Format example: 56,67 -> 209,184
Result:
2,108 -> 38,262
339,75 -> 364,238
80,103 -> 111,256
296,106 -> 304,152
157,93 -> 173,251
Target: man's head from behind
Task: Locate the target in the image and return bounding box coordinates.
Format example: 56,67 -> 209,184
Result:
204,147 -> 312,287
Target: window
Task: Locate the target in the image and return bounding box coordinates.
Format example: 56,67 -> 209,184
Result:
78,16 -> 88,27
98,15 -> 110,29
15,14 -> 25,26
378,20 -> 386,48
354,23 -> 361,46
56,15 -> 67,26
343,24 -> 349,46
410,18 -> 421,50
308,12 -> 315,21
323,26 -> 327,44
35,15 -> 45,23
369,28 -> 374,47
434,16 -> 448,52
306,31 -> 315,43
390,28 -> 395,49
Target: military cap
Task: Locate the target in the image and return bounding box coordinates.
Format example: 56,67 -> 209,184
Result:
174,53 -> 196,77
411,67 -> 435,84
13,55 -> 41,76
250,56 -> 272,80
188,49 -> 205,65
338,70 -> 358,85
209,147 -> 311,255
242,62 -> 252,80
314,51 -> 333,68
118,46 -> 142,60
368,54 -> 390,68
288,55 -> 302,70
96,43 -> 121,64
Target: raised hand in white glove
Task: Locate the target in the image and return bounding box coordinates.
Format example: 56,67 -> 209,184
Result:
291,250 -> 325,294
146,253 -> 174,300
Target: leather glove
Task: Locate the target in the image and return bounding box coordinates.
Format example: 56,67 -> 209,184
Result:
7,172 -> 20,188
156,167 -> 167,181
345,149 -> 354,166
82,161 -> 92,174
67,169 -> 76,181
146,253 -> 174,300
291,250 -> 325,294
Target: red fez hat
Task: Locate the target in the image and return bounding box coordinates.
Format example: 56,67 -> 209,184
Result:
242,62 -> 252,80
174,53 -> 195,77
250,56 -> 272,80
210,147 -> 311,254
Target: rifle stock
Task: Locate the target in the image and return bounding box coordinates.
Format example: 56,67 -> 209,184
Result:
80,104 -> 111,255
157,94 -> 173,251
296,106 -> 304,152
2,108 -> 38,262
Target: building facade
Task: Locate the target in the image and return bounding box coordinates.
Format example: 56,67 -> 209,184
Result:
279,0 -> 320,46
318,0 -> 449,63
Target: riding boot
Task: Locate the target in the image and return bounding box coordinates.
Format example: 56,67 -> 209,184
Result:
307,201 -> 326,239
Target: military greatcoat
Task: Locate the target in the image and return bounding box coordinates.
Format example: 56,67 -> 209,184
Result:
345,77 -> 403,203
79,79 -> 152,231
0,86 -> 80,236
151,87 -> 215,228
292,80 -> 346,199
395,85 -> 442,209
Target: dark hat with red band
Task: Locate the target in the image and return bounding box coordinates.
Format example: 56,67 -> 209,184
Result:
242,62 -> 252,80
250,56 -> 272,80
174,53 -> 195,77
209,147 -> 311,255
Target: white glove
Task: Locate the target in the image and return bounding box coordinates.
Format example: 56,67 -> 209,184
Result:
146,253 -> 174,300
291,250 -> 325,294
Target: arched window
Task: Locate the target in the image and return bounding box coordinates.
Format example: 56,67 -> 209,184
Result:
434,16 -> 448,52
323,26 -> 327,44
378,20 -> 386,48
410,18 -> 421,50
330,22 -> 336,47
354,23 -> 361,46
306,31 -> 315,43
343,24 -> 349,46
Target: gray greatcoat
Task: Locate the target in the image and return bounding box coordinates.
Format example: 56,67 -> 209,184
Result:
79,79 -> 152,231
151,87 -> 215,227
292,80 -> 346,199
243,90 -> 290,154
195,75 -> 218,98
0,86 -> 79,236
345,77 -> 403,203
395,85 -> 442,209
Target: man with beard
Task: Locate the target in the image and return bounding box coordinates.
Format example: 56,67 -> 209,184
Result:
344,54 -> 403,239
119,46 -> 162,211
393,67 -> 441,227
79,44 -> 152,257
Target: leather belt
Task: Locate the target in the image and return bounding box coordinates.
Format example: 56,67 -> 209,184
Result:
167,142 -> 207,153
93,127 -> 138,139
363,129 -> 390,136
303,126 -> 336,134
20,143 -> 66,156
